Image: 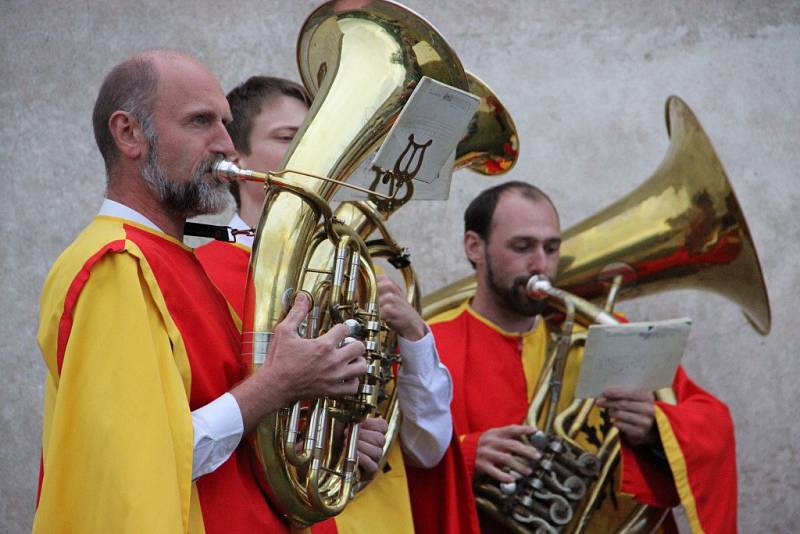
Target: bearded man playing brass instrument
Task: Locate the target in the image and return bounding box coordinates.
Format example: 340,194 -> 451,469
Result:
409,181 -> 738,533
195,75 -> 458,534
34,50 -> 375,533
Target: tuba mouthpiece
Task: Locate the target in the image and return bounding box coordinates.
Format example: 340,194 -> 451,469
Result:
211,160 -> 241,183
527,274 -> 553,300
212,160 -> 269,184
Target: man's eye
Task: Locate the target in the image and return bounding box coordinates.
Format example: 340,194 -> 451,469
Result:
193,115 -> 211,125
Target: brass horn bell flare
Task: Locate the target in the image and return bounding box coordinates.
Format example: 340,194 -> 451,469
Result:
557,95 -> 771,335
423,96 -> 771,336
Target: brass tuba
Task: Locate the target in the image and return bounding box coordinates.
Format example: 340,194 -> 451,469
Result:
219,0 -> 471,527
299,65 -> 518,471
422,96 -> 771,532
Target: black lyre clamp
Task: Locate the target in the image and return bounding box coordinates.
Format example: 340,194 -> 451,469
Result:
369,133 -> 432,214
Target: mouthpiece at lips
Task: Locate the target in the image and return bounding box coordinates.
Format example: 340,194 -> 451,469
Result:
526,274 -> 552,300
211,160 -> 241,183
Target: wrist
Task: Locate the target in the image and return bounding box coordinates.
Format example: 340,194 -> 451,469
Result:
402,326 -> 425,342
231,365 -> 290,433
399,320 -> 427,342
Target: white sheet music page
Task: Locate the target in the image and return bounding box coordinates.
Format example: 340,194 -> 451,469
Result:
575,318 -> 692,398
334,76 -> 479,201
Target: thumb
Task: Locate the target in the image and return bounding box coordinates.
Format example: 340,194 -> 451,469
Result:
280,291 -> 311,330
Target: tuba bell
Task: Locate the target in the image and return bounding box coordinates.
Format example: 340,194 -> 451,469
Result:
456,72 -> 519,175
423,96 -> 771,335
223,0 -> 470,527
422,96 -> 771,532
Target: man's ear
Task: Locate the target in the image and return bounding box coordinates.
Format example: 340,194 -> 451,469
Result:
108,111 -> 147,160
464,230 -> 485,266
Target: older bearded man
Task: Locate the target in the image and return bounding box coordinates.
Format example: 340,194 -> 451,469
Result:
34,50 -> 370,534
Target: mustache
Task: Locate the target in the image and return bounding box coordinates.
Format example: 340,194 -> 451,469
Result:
513,274 -> 531,288
195,157 -> 218,179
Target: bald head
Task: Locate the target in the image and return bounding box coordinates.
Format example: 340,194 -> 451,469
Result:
92,50 -> 212,176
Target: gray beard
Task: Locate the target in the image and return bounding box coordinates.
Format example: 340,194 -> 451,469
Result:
486,252 -> 547,317
141,134 -> 228,219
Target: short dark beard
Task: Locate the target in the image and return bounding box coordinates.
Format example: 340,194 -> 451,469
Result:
485,250 -> 547,317
140,131 -> 228,219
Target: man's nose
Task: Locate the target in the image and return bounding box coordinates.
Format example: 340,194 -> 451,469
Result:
527,246 -> 547,274
210,124 -> 236,160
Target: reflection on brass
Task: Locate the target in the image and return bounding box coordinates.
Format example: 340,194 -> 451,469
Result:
457,72 -> 519,175
422,96 -> 771,336
241,0 -> 470,526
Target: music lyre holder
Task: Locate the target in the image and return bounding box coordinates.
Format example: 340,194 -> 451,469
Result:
368,133 -> 432,213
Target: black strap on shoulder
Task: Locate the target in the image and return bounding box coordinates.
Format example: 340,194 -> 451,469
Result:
184,222 -> 235,242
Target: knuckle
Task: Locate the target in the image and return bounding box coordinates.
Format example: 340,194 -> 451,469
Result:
274,322 -> 289,336
351,342 -> 367,357
318,336 -> 337,354
327,324 -> 347,341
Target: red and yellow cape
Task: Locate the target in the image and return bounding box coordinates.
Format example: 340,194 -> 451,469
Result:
36,217 -> 289,533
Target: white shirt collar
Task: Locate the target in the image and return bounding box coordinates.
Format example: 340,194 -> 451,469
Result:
98,198 -> 162,233
228,212 -> 254,248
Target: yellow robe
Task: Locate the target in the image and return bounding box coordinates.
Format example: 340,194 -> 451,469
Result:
35,217 -> 203,532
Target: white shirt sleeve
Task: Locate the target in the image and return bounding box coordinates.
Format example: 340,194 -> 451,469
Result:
191,392 -> 244,480
396,329 -> 453,468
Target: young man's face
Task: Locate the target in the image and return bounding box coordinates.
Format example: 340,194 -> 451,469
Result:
477,191 -> 562,317
237,95 -> 309,204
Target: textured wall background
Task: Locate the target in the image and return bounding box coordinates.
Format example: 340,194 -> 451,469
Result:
1,1 -> 798,532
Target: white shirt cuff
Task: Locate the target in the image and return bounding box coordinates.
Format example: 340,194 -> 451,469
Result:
396,330 -> 453,468
191,392 -> 244,480
398,330 -> 437,376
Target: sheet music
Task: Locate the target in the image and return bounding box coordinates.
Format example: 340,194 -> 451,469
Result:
575,317 -> 692,398
334,76 -> 478,202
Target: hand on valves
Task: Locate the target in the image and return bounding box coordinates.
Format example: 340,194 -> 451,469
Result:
231,292 -> 368,433
475,424 -> 542,484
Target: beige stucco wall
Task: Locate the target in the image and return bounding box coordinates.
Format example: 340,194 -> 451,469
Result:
1,1 -> 798,531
